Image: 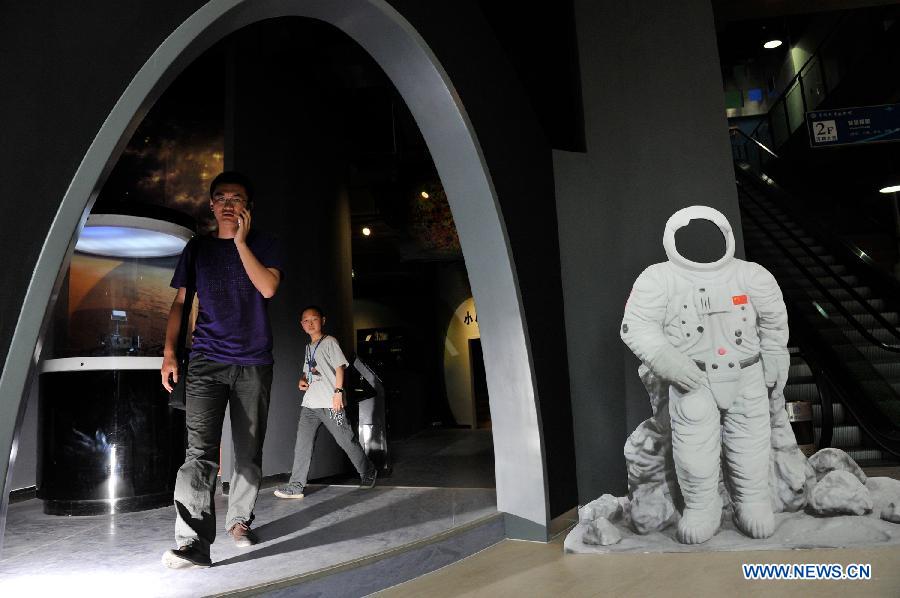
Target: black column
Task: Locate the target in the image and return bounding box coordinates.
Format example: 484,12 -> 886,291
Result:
225,19 -> 354,479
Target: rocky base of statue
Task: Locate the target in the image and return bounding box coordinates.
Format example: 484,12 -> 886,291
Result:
566,368 -> 900,554
565,476 -> 900,554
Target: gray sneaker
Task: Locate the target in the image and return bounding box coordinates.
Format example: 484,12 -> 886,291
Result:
274,484 -> 305,499
360,468 -> 378,489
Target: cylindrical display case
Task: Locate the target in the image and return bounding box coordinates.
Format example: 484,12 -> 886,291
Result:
37,207 -> 193,515
38,358 -> 184,515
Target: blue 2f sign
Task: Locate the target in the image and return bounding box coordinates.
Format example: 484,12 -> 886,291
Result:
807,104 -> 900,148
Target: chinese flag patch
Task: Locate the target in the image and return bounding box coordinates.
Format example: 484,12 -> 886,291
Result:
732,294 -> 748,305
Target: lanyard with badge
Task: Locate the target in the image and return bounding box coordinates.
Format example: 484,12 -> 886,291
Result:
306,335 -> 326,381
306,336 -> 344,426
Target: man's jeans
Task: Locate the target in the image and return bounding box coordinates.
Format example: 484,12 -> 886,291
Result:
288,406 -> 372,487
174,354 -> 272,555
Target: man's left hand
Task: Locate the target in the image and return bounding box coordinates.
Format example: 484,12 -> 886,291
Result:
332,393 -> 345,412
235,207 -> 252,244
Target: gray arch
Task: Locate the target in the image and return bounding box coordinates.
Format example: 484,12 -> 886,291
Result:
0,0 -> 549,548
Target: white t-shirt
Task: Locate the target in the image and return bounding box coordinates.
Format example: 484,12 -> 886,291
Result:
301,335 -> 349,408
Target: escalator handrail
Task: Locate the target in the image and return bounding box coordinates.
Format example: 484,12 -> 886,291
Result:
787,301 -> 900,458
730,127 -> 778,161
813,366 -> 835,452
739,181 -> 900,351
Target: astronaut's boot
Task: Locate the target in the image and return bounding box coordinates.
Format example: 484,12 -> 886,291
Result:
733,502 -> 775,539
670,386 -> 722,544
677,500 -> 723,544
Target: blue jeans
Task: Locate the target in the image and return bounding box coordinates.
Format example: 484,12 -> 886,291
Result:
173,354 -> 272,555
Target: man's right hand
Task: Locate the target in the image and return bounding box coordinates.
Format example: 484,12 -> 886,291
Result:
162,355 -> 179,393
298,376 -> 309,391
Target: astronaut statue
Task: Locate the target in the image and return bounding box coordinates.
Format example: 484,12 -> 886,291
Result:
621,205 -> 790,544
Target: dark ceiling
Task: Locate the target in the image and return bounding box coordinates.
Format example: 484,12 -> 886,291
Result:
712,0 -> 900,23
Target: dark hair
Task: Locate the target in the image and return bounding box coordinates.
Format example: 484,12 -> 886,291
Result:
301,305 -> 326,319
209,171 -> 254,205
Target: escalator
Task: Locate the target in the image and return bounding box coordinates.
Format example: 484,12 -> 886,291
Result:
736,167 -> 900,466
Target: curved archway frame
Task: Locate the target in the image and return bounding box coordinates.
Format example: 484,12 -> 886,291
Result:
0,0 -> 551,547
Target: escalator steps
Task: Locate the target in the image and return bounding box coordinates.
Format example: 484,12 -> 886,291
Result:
784,383 -> 819,402
813,424 -> 861,448
811,402 -> 846,425
742,194 -> 900,466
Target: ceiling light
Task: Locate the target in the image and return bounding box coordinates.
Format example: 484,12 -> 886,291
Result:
420,191 -> 429,199
763,39 -> 783,49
362,227 -> 371,236
879,185 -> 900,194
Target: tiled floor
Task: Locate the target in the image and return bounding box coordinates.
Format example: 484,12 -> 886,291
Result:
380,428 -> 495,488
0,428 -> 498,597
0,485 -> 497,597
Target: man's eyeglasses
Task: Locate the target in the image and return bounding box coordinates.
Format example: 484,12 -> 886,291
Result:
212,195 -> 247,205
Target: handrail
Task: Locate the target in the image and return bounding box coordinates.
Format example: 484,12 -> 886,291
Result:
813,366 -> 836,450
738,183 -> 900,352
729,127 -> 778,159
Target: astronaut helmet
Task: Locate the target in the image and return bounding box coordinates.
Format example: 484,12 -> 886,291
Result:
662,205 -> 736,271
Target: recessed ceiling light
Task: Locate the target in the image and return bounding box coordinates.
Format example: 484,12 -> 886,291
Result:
420,191 -> 429,199
879,185 -> 900,194
362,227 -> 371,236
763,39 -> 783,49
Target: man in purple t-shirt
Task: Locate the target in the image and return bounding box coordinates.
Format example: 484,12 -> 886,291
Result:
161,171 -> 284,569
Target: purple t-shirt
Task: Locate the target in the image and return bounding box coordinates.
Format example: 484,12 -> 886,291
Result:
171,231 -> 285,365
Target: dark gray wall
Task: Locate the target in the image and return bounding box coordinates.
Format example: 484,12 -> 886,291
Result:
555,0 -> 743,502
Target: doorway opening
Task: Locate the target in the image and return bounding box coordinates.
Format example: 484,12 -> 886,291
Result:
470,338 -> 491,430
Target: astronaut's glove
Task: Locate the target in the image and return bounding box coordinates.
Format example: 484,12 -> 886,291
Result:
648,345 -> 704,392
762,352 -> 790,400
